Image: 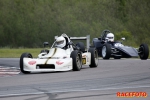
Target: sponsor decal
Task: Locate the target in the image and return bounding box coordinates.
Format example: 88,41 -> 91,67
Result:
28,61 -> 36,65
56,60 -> 64,65
117,92 -> 148,98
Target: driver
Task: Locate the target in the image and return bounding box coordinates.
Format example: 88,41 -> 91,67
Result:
106,33 -> 114,42
55,36 -> 66,48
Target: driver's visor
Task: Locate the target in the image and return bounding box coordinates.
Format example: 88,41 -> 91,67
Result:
56,40 -> 64,45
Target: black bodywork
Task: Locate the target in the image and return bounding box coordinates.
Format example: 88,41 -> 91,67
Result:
92,30 -> 149,59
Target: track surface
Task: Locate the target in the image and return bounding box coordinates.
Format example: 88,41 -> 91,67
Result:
0,58 -> 150,100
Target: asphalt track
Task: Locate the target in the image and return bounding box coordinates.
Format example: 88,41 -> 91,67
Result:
0,58 -> 150,100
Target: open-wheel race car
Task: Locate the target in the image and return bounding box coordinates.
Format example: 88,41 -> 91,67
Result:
92,30 -> 149,60
20,34 -> 98,74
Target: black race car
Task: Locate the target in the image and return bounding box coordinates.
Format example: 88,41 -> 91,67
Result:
92,30 -> 149,60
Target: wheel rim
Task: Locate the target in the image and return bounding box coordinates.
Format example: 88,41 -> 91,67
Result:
139,46 -> 144,57
94,51 -> 98,65
76,54 -> 81,69
102,46 -> 106,57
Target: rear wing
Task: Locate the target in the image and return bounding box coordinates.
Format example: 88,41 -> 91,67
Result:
55,34 -> 90,49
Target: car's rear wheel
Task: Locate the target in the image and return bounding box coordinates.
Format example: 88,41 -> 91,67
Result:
101,43 -> 111,59
88,48 -> 98,68
70,50 -> 82,71
139,44 -> 149,60
20,53 -> 32,74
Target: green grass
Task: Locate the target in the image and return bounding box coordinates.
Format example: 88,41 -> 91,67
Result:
0,48 -> 43,58
0,48 -> 149,58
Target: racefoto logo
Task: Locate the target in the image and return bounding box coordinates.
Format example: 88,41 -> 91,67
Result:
117,92 -> 148,98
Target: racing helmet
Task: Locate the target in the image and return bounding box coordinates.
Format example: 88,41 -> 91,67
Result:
55,36 -> 66,48
106,33 -> 114,42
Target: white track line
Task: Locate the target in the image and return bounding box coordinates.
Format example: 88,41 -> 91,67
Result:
0,66 -> 20,76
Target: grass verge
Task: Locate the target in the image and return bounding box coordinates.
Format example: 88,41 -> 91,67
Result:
0,48 -> 43,58
0,48 -> 149,58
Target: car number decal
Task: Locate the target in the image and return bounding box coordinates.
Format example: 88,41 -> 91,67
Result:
82,58 -> 86,64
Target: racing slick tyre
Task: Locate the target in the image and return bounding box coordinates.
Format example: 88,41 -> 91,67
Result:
88,48 -> 98,68
40,49 -> 49,54
139,44 -> 149,60
70,50 -> 82,71
101,43 -> 111,59
20,53 -> 33,74
76,42 -> 85,52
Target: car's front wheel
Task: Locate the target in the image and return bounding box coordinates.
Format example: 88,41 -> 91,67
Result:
70,50 -> 82,71
20,53 -> 33,74
139,44 -> 149,60
101,43 -> 111,59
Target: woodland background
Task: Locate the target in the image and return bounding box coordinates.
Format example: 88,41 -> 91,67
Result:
0,0 -> 150,48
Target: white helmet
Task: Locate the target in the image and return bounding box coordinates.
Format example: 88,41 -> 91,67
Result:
55,36 -> 66,48
106,33 -> 114,42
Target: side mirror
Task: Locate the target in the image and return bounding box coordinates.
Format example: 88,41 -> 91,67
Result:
43,42 -> 49,47
121,37 -> 125,41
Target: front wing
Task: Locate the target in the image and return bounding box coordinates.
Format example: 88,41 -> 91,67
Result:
117,46 -> 139,57
23,58 -> 72,72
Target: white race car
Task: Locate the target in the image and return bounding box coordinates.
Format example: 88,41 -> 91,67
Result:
20,34 -> 98,74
